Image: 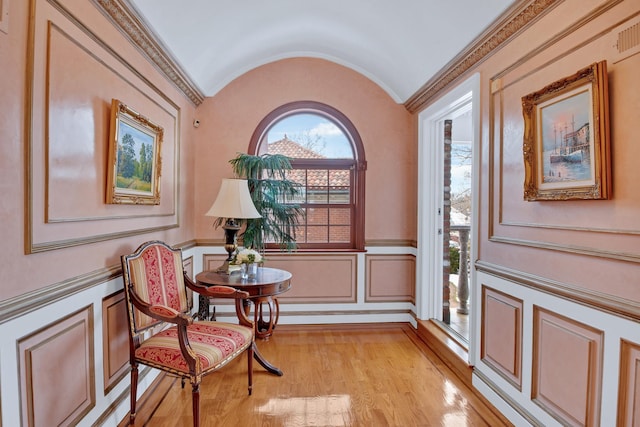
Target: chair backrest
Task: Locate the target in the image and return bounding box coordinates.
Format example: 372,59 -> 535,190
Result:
121,241 -> 189,333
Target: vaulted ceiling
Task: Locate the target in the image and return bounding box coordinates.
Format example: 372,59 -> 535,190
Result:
127,0 -> 517,104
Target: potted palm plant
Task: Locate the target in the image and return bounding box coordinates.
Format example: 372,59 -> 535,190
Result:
217,153 -> 303,252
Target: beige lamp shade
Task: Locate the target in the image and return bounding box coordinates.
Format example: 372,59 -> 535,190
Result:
205,179 -> 261,219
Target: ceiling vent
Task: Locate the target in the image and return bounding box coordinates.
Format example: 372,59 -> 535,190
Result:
611,15 -> 640,63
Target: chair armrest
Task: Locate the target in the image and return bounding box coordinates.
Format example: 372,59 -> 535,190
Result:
184,272 -> 250,299
183,273 -> 254,329
128,285 -> 198,370
197,285 -> 250,300
128,286 -> 193,326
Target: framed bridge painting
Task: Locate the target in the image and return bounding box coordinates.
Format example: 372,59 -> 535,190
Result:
522,61 -> 611,201
106,99 -> 163,205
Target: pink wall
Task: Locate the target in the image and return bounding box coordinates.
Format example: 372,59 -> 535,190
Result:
192,58 -> 416,244
0,0 -> 197,300
473,0 -> 640,302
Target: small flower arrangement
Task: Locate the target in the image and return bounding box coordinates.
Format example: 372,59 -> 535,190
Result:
232,248 -> 263,265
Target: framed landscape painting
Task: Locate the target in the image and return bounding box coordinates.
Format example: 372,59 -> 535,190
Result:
106,99 -> 163,205
522,61 -> 611,201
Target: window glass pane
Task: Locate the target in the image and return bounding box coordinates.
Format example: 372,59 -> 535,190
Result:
329,169 -> 350,203
307,208 -> 328,225
294,209 -> 306,226
329,187 -> 350,204
306,169 -> 327,203
329,226 -> 351,243
309,169 -> 328,185
329,208 -> 350,225
329,169 -> 349,186
308,186 -> 328,204
285,169 -> 306,185
294,225 -> 307,243
266,113 -> 354,159
307,226 -> 328,243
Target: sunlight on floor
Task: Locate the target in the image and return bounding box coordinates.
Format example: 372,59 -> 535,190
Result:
258,395 -> 352,426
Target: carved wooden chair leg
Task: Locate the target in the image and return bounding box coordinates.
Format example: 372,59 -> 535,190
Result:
248,344 -> 254,395
129,363 -> 139,425
191,381 -> 201,427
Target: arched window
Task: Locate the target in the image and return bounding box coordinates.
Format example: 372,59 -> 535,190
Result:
249,101 -> 366,250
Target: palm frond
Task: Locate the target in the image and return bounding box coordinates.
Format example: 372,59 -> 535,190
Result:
228,153 -> 303,252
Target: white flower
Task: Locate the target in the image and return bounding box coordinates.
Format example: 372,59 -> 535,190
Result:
233,248 -> 263,264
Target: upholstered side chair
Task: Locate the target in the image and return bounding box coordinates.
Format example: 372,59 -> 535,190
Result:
121,240 -> 255,427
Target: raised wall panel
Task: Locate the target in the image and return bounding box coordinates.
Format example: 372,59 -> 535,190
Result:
203,254 -> 227,272
18,306 -> 95,426
26,0 -> 180,253
102,291 -> 128,394
484,6 -> 640,309
203,253 -> 357,303
618,339 -> 640,426
532,307 -> 603,426
365,254 -> 415,302
481,286 -> 522,389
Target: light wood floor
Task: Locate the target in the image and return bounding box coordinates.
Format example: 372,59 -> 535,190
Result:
123,324 -> 511,427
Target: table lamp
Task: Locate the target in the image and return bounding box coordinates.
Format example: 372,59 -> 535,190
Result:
205,178 -> 261,273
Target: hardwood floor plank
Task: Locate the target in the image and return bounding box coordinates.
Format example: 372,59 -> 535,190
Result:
123,324 -> 511,426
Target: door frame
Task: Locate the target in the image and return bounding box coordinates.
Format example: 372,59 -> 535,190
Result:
416,73 -> 480,362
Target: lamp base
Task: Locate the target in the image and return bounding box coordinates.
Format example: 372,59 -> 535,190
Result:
216,219 -> 241,274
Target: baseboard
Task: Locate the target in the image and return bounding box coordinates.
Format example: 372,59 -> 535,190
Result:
416,319 -> 514,426
416,319 -> 472,385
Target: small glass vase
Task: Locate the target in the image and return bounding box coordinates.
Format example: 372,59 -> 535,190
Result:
240,263 -> 258,280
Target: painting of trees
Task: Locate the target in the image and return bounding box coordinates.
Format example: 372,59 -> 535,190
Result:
115,124 -> 155,193
107,99 -> 163,205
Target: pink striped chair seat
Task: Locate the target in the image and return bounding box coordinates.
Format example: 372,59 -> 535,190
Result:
136,321 -> 253,374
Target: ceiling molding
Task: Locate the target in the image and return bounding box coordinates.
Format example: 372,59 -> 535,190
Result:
93,0 -> 205,106
404,0 -> 561,113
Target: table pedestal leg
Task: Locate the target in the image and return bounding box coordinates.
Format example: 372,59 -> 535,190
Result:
242,298 -> 284,376
254,296 -> 279,340
252,343 -> 283,376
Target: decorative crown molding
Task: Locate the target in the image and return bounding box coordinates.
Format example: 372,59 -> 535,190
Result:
93,0 -> 205,106
404,0 -> 561,113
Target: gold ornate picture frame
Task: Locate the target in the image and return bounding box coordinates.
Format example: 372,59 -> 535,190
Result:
522,61 -> 610,201
106,99 -> 163,205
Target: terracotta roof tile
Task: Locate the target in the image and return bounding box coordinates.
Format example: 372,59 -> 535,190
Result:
268,137 -> 350,189
268,137 -> 325,159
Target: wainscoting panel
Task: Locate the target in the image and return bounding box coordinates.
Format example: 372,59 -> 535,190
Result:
365,254 -> 414,302
101,291 -> 128,394
481,286 -> 522,389
473,269 -> 640,426
203,254 -> 227,272
17,306 -> 95,426
618,339 -> 640,426
531,307 -> 603,426
203,253 -> 358,303
257,253 -> 357,303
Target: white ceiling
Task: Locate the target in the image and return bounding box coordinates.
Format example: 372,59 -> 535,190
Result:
129,0 -> 516,103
